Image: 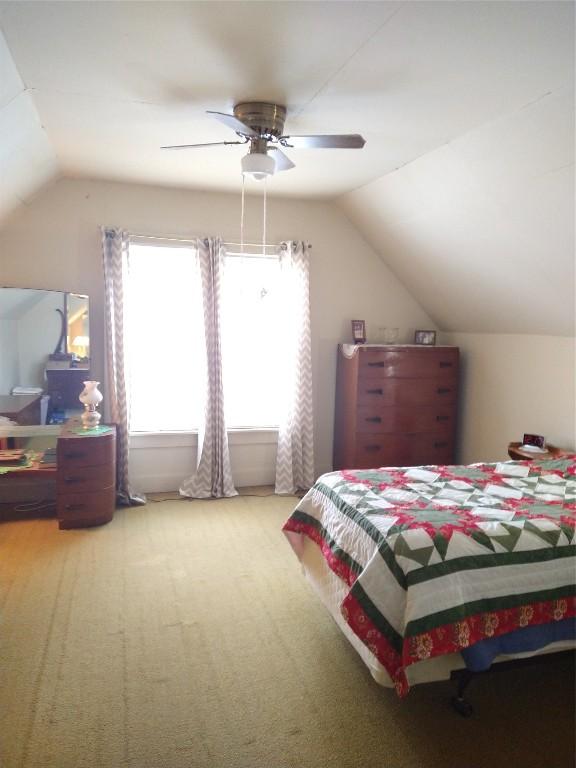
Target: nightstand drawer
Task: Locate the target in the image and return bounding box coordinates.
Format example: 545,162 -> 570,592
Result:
57,461 -> 115,493
58,487 -> 116,529
58,432 -> 115,468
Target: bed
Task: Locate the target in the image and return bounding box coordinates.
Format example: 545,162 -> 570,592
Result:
283,457 -> 576,708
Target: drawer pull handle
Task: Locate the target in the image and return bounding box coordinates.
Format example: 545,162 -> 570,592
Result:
434,441 -> 448,448
365,445 -> 381,452
64,476 -> 83,484
367,361 -> 385,367
365,416 -> 382,423
436,415 -> 449,422
366,388 -> 383,395
439,361 -> 453,368
64,452 -> 87,460
437,387 -> 451,394
64,504 -> 85,512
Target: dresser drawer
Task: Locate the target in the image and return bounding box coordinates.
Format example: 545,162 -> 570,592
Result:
357,378 -> 457,407
411,433 -> 455,466
57,461 -> 115,493
58,432 -> 115,468
356,406 -> 454,434
57,487 -> 116,529
354,435 -> 413,468
354,433 -> 455,469
359,348 -> 458,380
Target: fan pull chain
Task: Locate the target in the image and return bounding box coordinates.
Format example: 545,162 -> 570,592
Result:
262,176 -> 268,256
240,173 -> 246,253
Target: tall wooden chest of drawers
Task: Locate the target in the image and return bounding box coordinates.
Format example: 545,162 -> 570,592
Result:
333,344 -> 459,470
56,425 -> 116,529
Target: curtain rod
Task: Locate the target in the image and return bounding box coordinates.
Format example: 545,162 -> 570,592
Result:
125,232 -> 312,248
127,233 -> 311,250
130,233 -> 198,244
225,253 -> 279,260
130,234 -> 287,248
223,241 -> 312,249
223,241 -> 278,249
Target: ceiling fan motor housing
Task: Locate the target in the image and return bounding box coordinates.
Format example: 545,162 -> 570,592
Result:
233,102 -> 287,140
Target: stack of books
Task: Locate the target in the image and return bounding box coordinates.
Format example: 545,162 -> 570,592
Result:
11,387 -> 44,395
0,449 -> 26,467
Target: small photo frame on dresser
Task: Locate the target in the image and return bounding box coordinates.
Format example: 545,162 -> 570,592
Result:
414,329 -> 436,346
351,320 -> 366,344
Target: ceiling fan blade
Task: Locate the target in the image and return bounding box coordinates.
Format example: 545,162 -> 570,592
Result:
271,148 -> 295,172
161,141 -> 245,150
206,110 -> 259,137
280,134 -> 365,149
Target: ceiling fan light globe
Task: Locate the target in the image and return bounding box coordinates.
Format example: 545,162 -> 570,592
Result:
241,152 -> 275,180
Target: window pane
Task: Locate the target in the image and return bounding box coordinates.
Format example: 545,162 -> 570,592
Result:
126,244 -> 204,431
221,255 -> 285,427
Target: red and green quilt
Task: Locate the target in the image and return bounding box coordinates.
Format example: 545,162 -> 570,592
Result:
283,458 -> 576,696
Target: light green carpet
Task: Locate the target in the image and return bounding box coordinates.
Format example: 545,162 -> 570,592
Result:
0,492 -> 574,768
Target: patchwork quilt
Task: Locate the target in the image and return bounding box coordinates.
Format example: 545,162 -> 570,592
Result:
283,458 -> 576,696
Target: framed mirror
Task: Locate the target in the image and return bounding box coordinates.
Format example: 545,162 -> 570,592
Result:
0,287 -> 90,428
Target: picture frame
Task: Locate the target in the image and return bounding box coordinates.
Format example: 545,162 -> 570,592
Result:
414,329 -> 436,346
351,319 -> 366,344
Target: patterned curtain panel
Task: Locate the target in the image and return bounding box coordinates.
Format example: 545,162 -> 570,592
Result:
180,238 -> 237,499
101,227 -> 146,506
275,241 -> 315,494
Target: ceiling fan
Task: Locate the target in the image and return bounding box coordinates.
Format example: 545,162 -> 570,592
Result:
161,102 -> 366,180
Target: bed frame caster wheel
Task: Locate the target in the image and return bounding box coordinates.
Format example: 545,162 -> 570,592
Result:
451,696 -> 474,717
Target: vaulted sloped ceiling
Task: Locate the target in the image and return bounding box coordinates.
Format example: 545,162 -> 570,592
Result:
0,1 -> 573,335
339,87 -> 574,336
0,27 -> 58,222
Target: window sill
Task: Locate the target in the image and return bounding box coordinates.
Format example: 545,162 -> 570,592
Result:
129,428 -> 278,449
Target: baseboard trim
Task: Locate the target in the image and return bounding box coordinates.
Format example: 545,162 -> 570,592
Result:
131,466 -> 276,494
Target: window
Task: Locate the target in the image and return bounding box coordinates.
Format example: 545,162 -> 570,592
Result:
125,241 -> 285,432
221,254 -> 287,428
125,243 -> 205,432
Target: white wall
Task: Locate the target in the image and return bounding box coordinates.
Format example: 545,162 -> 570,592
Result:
0,178 -> 434,489
0,316 -> 18,394
441,332 -> 575,464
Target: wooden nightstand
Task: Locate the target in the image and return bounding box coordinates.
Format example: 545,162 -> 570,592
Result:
57,424 -> 116,529
507,442 -> 564,461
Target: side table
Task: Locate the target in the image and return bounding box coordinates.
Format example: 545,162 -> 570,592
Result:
57,424 -> 116,529
507,442 -> 564,461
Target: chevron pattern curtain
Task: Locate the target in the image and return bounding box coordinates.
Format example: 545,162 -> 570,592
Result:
275,241 -> 315,494
180,238 -> 237,499
101,227 -> 145,506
